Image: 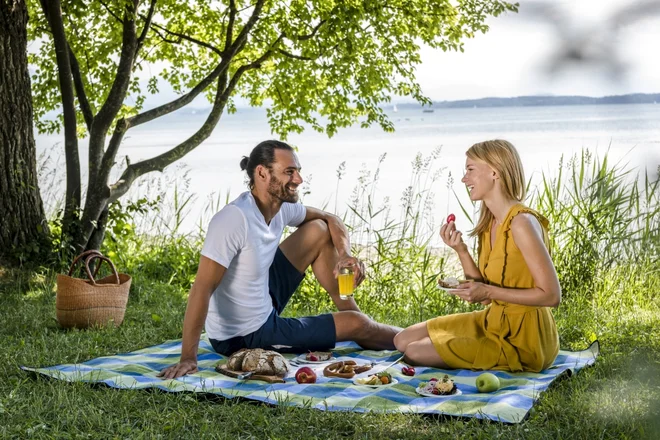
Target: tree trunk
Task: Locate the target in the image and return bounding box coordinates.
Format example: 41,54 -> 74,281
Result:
40,0 -> 81,249
86,206 -> 109,252
0,0 -> 50,265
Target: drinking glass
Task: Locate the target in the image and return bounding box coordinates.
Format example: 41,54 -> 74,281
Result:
337,266 -> 355,300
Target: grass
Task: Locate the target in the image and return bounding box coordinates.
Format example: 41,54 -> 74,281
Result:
1,269 -> 658,439
1,150 -> 659,438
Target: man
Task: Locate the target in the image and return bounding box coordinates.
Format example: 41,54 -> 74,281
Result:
159,140 -> 401,379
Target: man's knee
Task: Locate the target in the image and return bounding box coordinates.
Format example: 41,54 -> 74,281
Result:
301,218 -> 331,244
334,310 -> 373,338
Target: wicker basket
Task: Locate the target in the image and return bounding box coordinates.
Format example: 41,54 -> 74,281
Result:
56,250 -> 131,329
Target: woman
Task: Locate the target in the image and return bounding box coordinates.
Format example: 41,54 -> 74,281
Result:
393,140 -> 561,372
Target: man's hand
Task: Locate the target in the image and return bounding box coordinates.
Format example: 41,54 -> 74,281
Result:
157,359 -> 198,379
333,255 -> 366,287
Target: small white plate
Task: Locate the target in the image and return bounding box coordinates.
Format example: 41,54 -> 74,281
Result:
437,285 -> 466,292
292,353 -> 336,364
415,386 -> 462,397
353,377 -> 398,387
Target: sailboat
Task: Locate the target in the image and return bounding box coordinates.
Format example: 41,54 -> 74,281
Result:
393,104 -> 398,113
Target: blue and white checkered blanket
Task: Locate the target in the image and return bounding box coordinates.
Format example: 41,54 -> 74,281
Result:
22,337 -> 599,423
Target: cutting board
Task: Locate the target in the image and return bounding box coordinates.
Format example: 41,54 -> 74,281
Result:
215,364 -> 286,383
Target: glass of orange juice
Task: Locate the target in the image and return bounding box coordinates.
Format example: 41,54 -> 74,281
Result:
338,266 -> 355,300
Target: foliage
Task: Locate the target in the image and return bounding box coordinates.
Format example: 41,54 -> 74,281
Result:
23,0 -> 519,252
531,152 -> 659,292
101,182 -> 204,290
28,0 -> 518,137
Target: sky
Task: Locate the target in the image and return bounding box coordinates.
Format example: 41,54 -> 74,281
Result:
413,0 -> 660,101
136,0 -> 660,108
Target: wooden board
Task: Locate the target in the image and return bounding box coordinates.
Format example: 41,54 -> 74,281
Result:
215,364 -> 285,384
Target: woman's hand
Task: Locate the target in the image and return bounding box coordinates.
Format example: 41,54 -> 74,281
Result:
440,221 -> 467,253
448,281 -> 490,304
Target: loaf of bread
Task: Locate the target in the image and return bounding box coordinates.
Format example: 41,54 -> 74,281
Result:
226,348 -> 249,371
225,348 -> 289,377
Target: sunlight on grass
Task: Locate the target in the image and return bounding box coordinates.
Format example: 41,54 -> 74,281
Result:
589,381 -> 654,424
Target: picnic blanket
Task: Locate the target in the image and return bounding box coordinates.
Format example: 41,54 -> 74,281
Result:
22,337 -> 599,424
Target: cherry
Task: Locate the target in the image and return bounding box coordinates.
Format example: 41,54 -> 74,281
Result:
402,366 -> 416,376
309,354 -> 318,361
446,213 -> 456,223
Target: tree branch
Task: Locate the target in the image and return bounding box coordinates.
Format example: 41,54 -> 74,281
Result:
109,71 -> 230,202
148,20 -> 223,55
67,44 -> 94,131
88,0 -> 139,179
109,35 -> 278,202
121,0 -> 267,130
150,26 -> 180,45
276,48 -> 313,61
225,0 -> 237,52
230,0 -> 266,53
125,56 -> 232,128
297,18 -> 328,41
39,0 -> 81,227
136,0 -> 158,55
98,0 -> 124,24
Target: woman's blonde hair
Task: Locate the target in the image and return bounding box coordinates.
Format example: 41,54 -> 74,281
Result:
468,140 -> 526,238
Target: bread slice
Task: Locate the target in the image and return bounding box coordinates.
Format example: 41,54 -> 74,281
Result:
306,351 -> 332,361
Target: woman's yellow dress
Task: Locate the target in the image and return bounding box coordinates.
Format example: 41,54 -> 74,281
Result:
427,204 -> 559,372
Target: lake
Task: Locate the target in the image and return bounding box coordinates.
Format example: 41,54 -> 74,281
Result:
35,103 -> 660,239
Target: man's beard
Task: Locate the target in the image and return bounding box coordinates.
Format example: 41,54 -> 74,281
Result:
267,174 -> 299,203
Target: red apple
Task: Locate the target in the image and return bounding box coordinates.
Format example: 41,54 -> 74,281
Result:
295,367 -> 317,384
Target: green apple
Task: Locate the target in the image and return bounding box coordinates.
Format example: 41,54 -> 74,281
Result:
475,372 -> 500,393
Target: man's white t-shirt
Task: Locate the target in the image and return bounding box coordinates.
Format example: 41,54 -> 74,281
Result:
201,191 -> 306,341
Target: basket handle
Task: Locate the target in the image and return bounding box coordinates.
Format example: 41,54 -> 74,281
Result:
67,250 -> 102,276
67,250 -> 120,286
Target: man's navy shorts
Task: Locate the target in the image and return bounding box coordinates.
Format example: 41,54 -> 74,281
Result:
209,248 -> 337,356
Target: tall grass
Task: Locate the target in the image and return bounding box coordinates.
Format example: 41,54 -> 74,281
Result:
287,148 -> 480,324
530,151 -> 660,347
71,148 -> 660,335
289,149 -> 660,343
37,145 -> 660,342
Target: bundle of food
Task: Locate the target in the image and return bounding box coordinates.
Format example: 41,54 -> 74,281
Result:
323,360 -> 372,378
305,351 -> 332,361
419,374 -> 458,395
222,348 -> 289,376
355,372 -> 393,386
437,277 -> 461,289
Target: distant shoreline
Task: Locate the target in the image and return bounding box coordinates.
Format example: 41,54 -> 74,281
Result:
172,93 -> 660,115
404,93 -> 660,110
